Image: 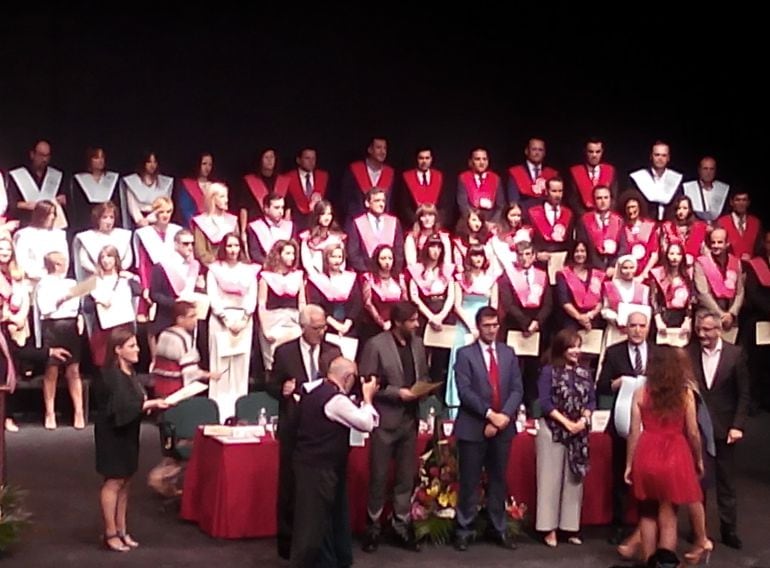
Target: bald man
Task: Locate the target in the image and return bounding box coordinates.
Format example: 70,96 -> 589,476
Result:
7,140 -> 68,227
290,357 -> 379,568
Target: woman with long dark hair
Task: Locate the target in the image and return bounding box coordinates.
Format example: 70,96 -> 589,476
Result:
625,346 -> 705,563
536,328 -> 595,547
650,242 -> 694,342
299,199 -> 345,274
94,328 -> 169,552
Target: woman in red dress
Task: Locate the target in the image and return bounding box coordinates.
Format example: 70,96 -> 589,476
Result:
625,346 -> 706,563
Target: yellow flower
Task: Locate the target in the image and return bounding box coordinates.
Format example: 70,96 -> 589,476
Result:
437,490 -> 458,508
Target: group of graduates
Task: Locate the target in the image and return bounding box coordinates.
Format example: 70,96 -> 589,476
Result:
0,134 -> 767,565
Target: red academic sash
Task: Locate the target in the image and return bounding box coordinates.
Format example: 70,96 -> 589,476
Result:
208,262 -> 261,296
249,219 -> 294,256
243,174 -> 290,207
284,169 -> 329,214
561,266 -> 604,310
581,212 -> 624,255
508,164 -> 558,198
602,281 -> 648,311
307,270 -> 357,301
261,270 -> 303,297
662,220 -> 708,260
407,263 -> 454,296
160,258 -> 200,296
192,213 -> 238,245
528,204 -> 573,242
569,163 -> 616,208
504,265 -> 547,308
181,178 -> 206,215
364,273 -> 404,302
353,214 -> 397,258
717,214 -> 761,259
624,219 -> 658,270
402,169 -> 443,206
697,254 -> 741,299
459,170 -> 501,209
747,257 -> 770,287
650,266 -> 691,309
350,161 -> 394,193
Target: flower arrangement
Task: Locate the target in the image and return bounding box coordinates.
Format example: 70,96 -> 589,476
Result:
0,485 -> 31,553
411,433 -> 527,545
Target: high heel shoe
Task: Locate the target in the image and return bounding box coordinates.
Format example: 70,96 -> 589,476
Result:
684,539 -> 714,565
616,538 -> 641,561
118,531 -> 139,548
103,534 -> 130,552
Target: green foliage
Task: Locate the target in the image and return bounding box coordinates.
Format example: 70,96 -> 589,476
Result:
0,486 -> 32,552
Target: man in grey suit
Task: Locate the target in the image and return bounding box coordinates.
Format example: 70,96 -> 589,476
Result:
453,306 -> 523,551
359,301 -> 428,553
691,311 -> 750,550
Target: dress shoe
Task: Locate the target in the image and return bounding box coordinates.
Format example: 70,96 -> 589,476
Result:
491,532 -> 518,550
453,534 -> 469,551
392,526 -> 421,552
607,526 -> 626,545
721,530 -> 742,550
361,530 -> 379,553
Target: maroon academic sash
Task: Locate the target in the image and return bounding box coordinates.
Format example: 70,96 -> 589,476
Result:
717,214 -> 761,259
504,265 -> 547,308
181,178 -> 206,215
747,257 -> 770,287
459,170 -> 501,209
528,204 -> 573,242
602,281 -> 648,311
285,169 -> 329,214
581,212 -> 624,255
650,266 -> 691,309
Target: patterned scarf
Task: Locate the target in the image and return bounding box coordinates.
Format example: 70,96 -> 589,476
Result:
545,365 -> 593,480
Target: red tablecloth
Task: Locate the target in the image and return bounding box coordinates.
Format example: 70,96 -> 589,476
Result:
181,430 -> 613,539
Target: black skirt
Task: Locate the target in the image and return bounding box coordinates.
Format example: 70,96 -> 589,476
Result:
41,318 -> 82,365
94,415 -> 142,478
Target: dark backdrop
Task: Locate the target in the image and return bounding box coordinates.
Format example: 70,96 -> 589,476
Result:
1,6 -> 765,224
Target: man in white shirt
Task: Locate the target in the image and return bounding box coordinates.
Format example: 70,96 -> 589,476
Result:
690,311 -> 750,549
290,357 -> 379,568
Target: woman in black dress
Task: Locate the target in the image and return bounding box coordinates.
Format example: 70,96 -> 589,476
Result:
95,328 -> 169,552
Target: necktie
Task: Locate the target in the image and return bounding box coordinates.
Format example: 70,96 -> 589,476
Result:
487,346 -> 501,411
738,217 -> 746,235
591,167 -> 599,183
421,171 -> 428,186
477,174 -> 484,188
308,345 -> 318,381
305,172 -> 313,195
533,165 -> 541,179
375,216 -> 381,232
633,345 -> 643,375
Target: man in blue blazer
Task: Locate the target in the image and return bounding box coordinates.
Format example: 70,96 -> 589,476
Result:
453,306 -> 523,551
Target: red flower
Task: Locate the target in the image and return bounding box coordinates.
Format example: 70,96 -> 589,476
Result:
428,466 -> 440,478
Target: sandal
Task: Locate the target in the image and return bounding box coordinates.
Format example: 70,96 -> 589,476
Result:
118,531 -> 140,548
567,535 -> 583,545
544,532 -> 558,548
103,534 -> 130,552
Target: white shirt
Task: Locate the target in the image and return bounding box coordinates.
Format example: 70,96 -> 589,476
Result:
300,337 -> 320,381
475,172 -> 486,187
595,212 -> 610,228
300,169 -> 315,194
589,165 -> 601,181
731,212 -> 747,233
702,338 -> 723,390
480,339 -> 497,371
527,160 -> 541,179
418,169 -> 431,186
367,212 -> 383,233
303,380 -> 380,432
521,267 -> 535,287
545,203 -> 560,225
627,341 -> 648,374
366,160 -> 382,186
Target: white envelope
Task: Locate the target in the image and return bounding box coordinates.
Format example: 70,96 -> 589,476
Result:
547,251 -> 568,285
578,329 -> 604,355
614,375 -> 646,438
423,325 -> 457,348
506,331 -> 540,357
756,321 -> 770,346
723,326 -> 739,345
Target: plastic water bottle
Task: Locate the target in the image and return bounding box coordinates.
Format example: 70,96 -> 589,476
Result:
258,407 -> 267,426
427,407 -> 436,435
516,404 -> 527,433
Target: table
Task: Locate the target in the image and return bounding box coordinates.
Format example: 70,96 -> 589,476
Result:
181,430 -> 613,538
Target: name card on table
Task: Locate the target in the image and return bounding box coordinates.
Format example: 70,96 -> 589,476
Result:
590,410 -> 611,433
757,321 -> 770,345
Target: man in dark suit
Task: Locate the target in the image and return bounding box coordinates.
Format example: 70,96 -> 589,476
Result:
691,310 -> 750,549
597,311 -> 651,544
453,306 -> 523,552
267,304 -> 342,561
359,301 -> 428,553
